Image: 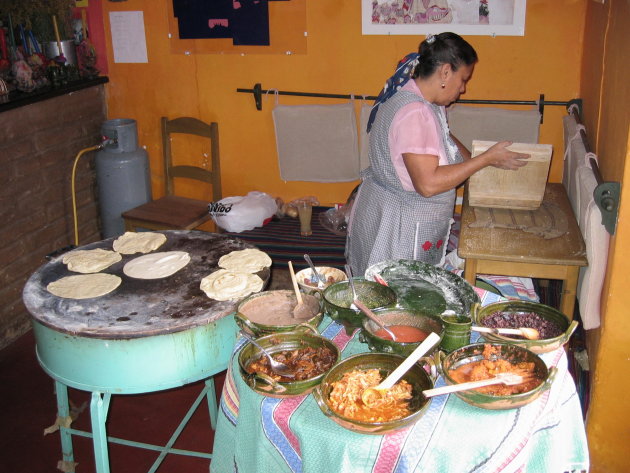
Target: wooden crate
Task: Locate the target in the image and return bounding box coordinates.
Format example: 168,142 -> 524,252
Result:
468,140 -> 553,210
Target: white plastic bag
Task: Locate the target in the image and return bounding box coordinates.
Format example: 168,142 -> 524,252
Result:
209,191 -> 278,233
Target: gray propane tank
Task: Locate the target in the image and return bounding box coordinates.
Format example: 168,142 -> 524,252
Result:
95,119 -> 152,238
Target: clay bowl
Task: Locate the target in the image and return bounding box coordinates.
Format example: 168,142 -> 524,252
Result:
471,301 -> 578,354
359,308 -> 444,357
312,352 -> 437,434
322,278 -> 397,333
295,266 -> 347,295
440,342 -> 556,410
235,289 -> 323,337
238,329 -> 340,398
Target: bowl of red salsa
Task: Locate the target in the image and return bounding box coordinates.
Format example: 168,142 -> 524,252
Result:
358,308 -> 444,357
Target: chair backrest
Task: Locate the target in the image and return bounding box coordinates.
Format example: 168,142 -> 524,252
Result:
162,116 -> 222,202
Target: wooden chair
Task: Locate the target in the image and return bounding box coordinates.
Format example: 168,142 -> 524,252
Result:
122,117 -> 222,232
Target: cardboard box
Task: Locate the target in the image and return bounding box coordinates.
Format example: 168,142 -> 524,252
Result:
468,140 -> 553,210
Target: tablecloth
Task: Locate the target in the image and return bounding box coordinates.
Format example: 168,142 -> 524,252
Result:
210,288 -> 589,473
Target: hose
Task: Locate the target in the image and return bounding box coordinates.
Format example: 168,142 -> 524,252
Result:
71,144 -> 103,246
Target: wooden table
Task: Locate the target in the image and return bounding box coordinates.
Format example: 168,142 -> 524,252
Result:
458,183 -> 587,319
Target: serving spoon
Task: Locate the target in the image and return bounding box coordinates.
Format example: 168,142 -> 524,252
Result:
472,326 -> 540,340
288,261 -> 312,319
353,298 -> 397,342
303,253 -> 325,289
422,372 -> 528,398
361,332 -> 441,406
240,331 -> 295,378
344,264 -> 359,311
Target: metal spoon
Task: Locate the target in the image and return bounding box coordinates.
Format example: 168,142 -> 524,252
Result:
361,332 -> 441,406
422,372 -> 527,398
353,299 -> 397,342
304,254 -> 325,289
344,264 -> 359,310
240,331 -> 295,378
472,326 -> 540,340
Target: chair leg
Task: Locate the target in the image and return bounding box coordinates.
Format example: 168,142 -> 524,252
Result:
55,381 -> 75,466
90,392 -> 112,473
205,377 -> 218,430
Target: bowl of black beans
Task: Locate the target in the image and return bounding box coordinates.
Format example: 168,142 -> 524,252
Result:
471,301 -> 579,354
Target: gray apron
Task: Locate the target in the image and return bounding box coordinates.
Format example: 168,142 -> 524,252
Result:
347,90 -> 463,274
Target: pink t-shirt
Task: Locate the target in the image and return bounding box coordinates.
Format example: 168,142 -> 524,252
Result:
388,80 -> 448,191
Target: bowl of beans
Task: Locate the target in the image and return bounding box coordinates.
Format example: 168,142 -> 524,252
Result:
440,342 -> 556,410
312,352 -> 437,434
358,308 -> 444,357
295,266 -> 347,295
471,301 -> 579,354
238,327 -> 340,398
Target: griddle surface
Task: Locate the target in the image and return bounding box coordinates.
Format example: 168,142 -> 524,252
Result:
23,231 -> 270,338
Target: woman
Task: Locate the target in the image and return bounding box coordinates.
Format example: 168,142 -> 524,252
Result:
347,32 -> 529,275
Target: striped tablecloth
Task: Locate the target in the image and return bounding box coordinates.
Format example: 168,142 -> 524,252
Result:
224,207 -> 347,270
211,288 -> 589,473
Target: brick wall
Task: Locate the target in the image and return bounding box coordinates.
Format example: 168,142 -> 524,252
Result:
0,85 -> 106,350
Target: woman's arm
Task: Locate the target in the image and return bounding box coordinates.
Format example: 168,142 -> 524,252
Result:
403,141 -> 529,197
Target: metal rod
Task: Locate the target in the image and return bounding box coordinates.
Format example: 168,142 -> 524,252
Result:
237,84 -> 572,118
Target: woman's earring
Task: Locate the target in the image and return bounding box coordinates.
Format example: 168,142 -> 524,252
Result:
441,83 -> 446,88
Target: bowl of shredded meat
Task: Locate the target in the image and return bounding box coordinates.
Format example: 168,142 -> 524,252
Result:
440,343 -> 556,410
471,301 -> 578,354
238,327 -> 340,398
312,352 -> 437,434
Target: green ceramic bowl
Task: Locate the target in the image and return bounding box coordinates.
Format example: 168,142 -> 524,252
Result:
313,352 -> 437,434
471,301 -> 578,354
322,278 -> 397,333
235,290 -> 324,337
440,342 -> 556,410
358,308 -> 444,357
238,328 -> 340,398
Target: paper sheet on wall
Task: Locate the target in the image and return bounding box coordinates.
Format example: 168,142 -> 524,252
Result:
109,11 -> 148,63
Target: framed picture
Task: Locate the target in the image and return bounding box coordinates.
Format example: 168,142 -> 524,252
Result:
362,0 -> 527,36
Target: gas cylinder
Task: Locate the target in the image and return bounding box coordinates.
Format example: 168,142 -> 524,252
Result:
95,119 -> 152,238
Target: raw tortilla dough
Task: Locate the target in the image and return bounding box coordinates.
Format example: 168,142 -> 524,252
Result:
47,273 -> 122,299
218,248 -> 271,273
200,269 -> 264,301
123,251 -> 191,279
113,232 -> 167,254
62,248 -> 122,273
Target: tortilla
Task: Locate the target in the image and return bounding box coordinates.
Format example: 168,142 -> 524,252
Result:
200,269 -> 264,301
47,273 -> 122,299
218,248 -> 271,273
123,251 -> 191,279
62,248 -> 122,273
112,232 -> 167,255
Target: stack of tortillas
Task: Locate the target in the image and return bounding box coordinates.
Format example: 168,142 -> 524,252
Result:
200,248 -> 271,301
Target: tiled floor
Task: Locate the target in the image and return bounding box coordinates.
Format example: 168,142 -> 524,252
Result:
1,269 -> 293,473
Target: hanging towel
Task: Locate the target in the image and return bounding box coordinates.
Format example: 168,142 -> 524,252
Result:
562,114 -> 586,217
272,96 -> 360,182
575,165 -> 609,330
447,104 -> 541,152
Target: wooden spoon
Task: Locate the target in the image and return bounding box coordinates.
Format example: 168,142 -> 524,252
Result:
472,326 -> 540,340
361,332 -> 441,406
288,261 -> 310,319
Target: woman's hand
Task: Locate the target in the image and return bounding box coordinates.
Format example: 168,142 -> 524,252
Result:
483,141 -> 530,170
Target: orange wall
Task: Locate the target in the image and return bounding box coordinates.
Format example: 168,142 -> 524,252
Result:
580,1 -> 630,472
100,0 -> 584,206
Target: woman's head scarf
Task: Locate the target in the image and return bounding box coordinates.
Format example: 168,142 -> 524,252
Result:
366,52 -> 420,133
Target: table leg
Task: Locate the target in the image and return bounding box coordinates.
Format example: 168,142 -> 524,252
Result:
560,267 -> 579,320
205,377 -> 218,430
463,258 -> 478,286
54,381 -> 75,466
90,392 -> 112,473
